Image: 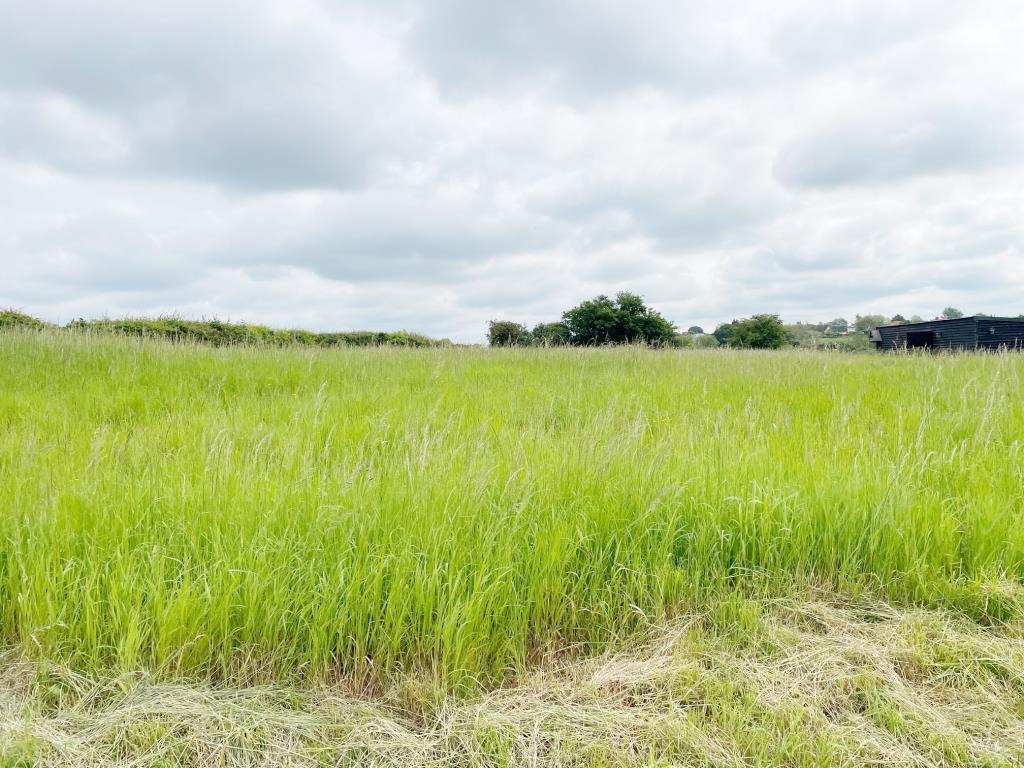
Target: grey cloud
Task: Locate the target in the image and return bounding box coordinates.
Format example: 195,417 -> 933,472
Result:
549,185 -> 776,252
770,2 -> 959,73
0,1 -> 434,191
2,1 -> 1024,341
775,109 -> 1022,189
406,0 -> 767,99
0,94 -> 131,173
216,188 -> 567,283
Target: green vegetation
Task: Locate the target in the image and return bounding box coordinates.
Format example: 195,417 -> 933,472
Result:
72,317 -> 449,347
713,314 -> 788,349
4,596 -> 1022,767
487,319 -> 534,347
560,292 -> 677,345
530,321 -> 572,346
487,296 -> 1017,352
3,330 -> 1023,682
2,328 -> 1023,765
1,310 -> 449,347
490,292 -> 678,347
0,310 -> 47,331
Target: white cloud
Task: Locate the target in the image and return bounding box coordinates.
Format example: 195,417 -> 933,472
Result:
1,0 -> 1023,341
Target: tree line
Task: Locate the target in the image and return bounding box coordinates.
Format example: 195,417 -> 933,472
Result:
4,303 -> 1009,352
488,293 -> 792,349
489,297 -> 1009,350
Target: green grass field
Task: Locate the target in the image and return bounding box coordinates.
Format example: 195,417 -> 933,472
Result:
1,330 -> 1022,766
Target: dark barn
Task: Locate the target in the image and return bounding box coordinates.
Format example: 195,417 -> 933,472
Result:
870,316 -> 1024,351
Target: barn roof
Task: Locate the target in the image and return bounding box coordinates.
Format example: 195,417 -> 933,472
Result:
875,315 -> 1021,328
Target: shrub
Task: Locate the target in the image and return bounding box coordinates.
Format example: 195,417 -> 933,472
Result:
487,321 -> 532,347
713,322 -> 735,346
531,322 -> 571,346
0,310 -> 46,331
691,333 -> 720,349
67,317 -> 448,347
725,315 -> 788,349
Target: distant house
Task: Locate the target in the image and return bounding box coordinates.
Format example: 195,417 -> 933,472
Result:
870,316 -> 1024,351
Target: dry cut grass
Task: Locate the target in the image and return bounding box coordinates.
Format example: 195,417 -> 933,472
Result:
3,592 -> 1022,768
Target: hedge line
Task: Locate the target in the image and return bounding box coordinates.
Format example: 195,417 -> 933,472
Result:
1,311 -> 448,348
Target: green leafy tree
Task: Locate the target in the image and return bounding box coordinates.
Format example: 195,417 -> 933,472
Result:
727,314 -> 788,349
487,320 -> 532,347
854,314 -> 887,332
561,292 -> 676,345
531,322 -> 571,346
686,325 -> 705,335
823,318 -> 849,336
784,322 -> 820,348
942,307 -> 964,319
713,322 -> 736,346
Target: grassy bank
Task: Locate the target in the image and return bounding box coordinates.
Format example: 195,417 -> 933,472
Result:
0,331 -> 1022,697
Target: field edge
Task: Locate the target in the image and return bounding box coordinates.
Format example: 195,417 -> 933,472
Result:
3,592 -> 1023,768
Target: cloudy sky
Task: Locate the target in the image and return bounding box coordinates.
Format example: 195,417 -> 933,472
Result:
1,1 -> 1022,341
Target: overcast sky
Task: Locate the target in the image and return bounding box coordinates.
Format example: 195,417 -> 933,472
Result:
2,1 -> 1022,341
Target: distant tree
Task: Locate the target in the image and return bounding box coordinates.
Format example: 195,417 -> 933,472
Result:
692,333 -> 720,348
974,312 -> 990,318
784,322 -> 820,348
561,292 -> 676,345
854,314 -> 887,332
890,314 -> 906,324
909,315 -> 923,322
727,314 -> 788,349
713,322 -> 736,346
824,317 -> 849,336
562,295 -> 618,345
686,325 -> 705,335
531,321 -> 571,346
487,320 -> 532,347
942,307 -> 964,319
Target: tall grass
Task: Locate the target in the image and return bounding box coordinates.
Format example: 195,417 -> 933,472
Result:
0,330 -> 1022,690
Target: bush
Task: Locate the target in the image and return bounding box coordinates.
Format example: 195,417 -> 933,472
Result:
819,333 -> 872,353
691,333 -> 720,349
487,321 -> 532,347
561,292 -> 676,346
712,323 -> 732,346
0,310 -> 47,331
723,315 -> 788,349
67,317 -> 448,348
531,322 -> 571,346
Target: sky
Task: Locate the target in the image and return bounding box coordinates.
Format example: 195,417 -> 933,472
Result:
1,1 -> 1022,342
